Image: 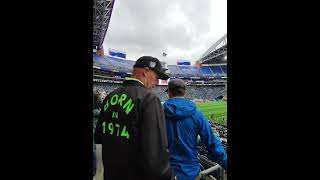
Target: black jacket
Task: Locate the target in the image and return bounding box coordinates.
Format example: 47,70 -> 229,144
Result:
94,78 -> 174,180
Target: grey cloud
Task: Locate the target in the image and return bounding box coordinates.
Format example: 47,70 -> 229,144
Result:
102,0 -> 225,65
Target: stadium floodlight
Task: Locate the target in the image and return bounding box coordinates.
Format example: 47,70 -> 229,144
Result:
96,16 -> 100,19
224,56 -> 227,60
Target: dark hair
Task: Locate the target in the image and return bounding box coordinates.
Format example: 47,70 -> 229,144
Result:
167,79 -> 186,97
170,88 -> 185,97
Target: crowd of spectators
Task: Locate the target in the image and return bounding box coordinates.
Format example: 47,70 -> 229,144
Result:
94,82 -> 226,102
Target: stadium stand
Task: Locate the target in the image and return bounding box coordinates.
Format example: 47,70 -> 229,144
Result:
209,66 -> 224,75
167,65 -> 184,74
93,52 -> 135,72
178,66 -> 201,75
93,55 -> 227,77
93,53 -> 113,67
185,86 -> 225,100
167,64 -> 226,76
93,82 -> 120,98
94,82 -> 225,102
200,66 -> 213,74
221,65 -> 227,74
107,56 -> 135,71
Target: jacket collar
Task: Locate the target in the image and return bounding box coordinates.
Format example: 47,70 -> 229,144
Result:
123,77 -> 145,87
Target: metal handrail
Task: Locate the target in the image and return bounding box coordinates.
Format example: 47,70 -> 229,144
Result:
199,164 -> 221,178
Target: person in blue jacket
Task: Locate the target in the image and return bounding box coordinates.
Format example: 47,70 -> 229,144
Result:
163,79 -> 227,180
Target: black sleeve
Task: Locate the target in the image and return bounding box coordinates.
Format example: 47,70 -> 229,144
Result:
140,94 -> 175,180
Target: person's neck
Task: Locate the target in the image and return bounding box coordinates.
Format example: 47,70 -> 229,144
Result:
171,96 -> 185,98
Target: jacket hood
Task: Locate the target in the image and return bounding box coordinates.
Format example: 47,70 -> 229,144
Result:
163,98 -> 196,120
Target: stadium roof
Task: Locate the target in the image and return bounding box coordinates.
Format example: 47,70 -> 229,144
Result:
197,33 -> 227,65
93,0 -> 115,50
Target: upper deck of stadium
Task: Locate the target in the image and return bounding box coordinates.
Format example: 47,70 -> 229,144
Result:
197,33 -> 227,65
93,53 -> 227,76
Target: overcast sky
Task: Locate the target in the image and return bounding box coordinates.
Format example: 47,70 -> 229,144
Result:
103,0 -> 227,65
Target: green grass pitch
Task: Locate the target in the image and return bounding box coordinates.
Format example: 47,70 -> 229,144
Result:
196,101 -> 227,126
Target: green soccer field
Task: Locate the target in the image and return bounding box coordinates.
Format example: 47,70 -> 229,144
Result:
196,101 -> 227,126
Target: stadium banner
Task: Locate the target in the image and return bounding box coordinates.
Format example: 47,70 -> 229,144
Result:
158,79 -> 168,85
177,60 -> 191,66
93,78 -> 123,84
109,49 -> 126,59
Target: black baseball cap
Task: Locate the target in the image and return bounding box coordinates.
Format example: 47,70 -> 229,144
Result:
165,79 -> 186,93
134,56 -> 169,80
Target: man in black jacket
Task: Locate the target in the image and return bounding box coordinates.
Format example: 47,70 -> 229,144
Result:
94,56 -> 175,180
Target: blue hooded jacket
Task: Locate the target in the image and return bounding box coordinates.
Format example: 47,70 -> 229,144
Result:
163,98 -> 227,180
